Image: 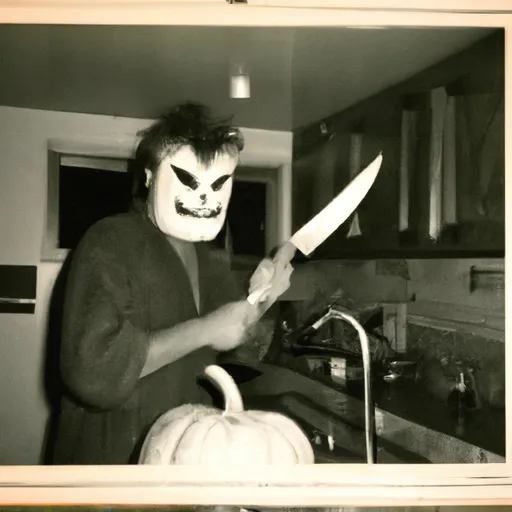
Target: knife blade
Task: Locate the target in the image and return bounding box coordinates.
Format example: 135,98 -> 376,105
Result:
247,152 -> 383,305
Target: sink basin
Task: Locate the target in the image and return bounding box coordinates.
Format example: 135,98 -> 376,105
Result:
220,360 -> 430,463
220,360 -> 504,464
243,392 -> 429,464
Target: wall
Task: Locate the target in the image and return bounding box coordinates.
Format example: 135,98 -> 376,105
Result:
0,105 -> 292,465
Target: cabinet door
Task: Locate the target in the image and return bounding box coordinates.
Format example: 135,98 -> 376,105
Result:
450,91 -> 505,252
305,133 -> 402,259
292,99 -> 404,260
401,90 -> 505,256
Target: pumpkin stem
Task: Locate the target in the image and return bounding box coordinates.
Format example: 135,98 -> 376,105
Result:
204,364 -> 245,414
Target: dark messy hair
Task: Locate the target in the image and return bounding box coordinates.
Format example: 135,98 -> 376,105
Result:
130,102 -> 244,207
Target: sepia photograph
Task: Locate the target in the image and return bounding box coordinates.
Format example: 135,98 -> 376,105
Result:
0,1 -> 508,508
1,507 -> 512,512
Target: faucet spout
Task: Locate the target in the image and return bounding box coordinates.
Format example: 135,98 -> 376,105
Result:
283,306 -> 375,464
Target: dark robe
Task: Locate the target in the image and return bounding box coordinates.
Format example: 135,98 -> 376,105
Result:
51,211 -> 242,464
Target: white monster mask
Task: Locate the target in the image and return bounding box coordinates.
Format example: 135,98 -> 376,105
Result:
146,145 -> 238,242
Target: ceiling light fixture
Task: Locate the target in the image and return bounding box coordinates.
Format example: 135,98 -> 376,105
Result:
230,67 -> 251,99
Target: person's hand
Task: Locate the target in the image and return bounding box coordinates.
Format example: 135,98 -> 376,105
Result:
248,256 -> 294,305
204,300 -> 256,352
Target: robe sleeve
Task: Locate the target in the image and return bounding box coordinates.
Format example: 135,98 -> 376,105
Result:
60,219 -> 150,411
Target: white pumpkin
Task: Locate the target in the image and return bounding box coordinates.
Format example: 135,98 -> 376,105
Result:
138,364 -> 315,465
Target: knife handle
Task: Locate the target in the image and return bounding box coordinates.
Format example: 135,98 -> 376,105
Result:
271,240 -> 297,276
247,241 -> 297,306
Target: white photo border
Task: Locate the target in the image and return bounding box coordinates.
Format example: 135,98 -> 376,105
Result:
0,0 -> 511,507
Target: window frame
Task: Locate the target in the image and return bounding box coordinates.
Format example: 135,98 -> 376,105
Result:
43,150 -> 131,261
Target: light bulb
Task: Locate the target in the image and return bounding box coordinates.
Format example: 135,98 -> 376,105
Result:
230,73 -> 250,99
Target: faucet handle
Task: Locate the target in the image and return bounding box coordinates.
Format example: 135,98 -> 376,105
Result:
280,319 -> 293,334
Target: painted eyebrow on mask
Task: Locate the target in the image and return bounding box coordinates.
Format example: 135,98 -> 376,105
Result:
171,164 -> 200,190
211,174 -> 232,192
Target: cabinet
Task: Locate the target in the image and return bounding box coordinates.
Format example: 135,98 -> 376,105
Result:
292,31 -> 504,260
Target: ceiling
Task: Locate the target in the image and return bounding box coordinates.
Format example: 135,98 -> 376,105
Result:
0,24 -> 496,131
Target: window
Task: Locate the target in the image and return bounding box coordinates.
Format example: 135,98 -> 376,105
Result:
42,151 -> 132,261
43,150 -> 279,268
58,155 -> 133,250
212,165 -> 278,267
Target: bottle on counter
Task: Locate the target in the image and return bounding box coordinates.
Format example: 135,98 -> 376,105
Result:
447,368 -> 480,436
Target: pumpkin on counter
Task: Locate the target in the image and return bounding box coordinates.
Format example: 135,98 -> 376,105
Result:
138,364 -> 315,465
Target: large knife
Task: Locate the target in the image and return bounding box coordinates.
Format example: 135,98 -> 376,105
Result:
247,152 -> 383,305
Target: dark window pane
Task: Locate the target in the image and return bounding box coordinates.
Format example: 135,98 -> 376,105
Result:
214,180 -> 267,258
59,165 -> 132,250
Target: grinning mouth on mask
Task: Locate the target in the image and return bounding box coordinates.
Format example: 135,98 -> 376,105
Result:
175,198 -> 222,219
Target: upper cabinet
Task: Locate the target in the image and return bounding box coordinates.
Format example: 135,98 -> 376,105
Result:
292,31 -> 504,260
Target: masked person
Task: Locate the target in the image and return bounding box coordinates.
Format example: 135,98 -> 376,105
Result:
50,103 -> 292,465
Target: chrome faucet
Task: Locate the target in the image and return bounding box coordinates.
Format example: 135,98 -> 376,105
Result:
282,305 -> 375,464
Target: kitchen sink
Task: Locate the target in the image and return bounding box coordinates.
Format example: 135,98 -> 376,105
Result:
243,392 -> 429,464
220,359 -> 503,464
